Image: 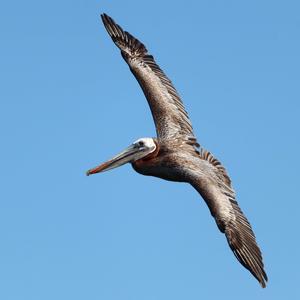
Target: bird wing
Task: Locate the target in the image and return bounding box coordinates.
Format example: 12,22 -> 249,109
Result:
187,150 -> 267,287
101,13 -> 196,142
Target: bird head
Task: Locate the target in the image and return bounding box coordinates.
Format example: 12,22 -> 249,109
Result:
86,137 -> 156,175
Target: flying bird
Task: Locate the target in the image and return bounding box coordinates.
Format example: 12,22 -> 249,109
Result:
87,13 -> 268,287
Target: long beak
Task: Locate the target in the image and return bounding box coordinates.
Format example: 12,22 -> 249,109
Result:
86,144 -> 140,176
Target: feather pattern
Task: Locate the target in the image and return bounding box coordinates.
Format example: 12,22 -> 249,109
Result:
101,13 -> 195,141
100,13 -> 268,288
187,156 -> 268,288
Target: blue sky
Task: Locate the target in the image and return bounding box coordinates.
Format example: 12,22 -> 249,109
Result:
1,1 -> 299,299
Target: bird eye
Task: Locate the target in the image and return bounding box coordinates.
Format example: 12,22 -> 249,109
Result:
138,141 -> 144,147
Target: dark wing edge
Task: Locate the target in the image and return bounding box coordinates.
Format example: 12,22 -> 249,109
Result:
101,13 -> 147,60
101,13 -> 196,142
190,174 -> 268,287
224,192 -> 268,288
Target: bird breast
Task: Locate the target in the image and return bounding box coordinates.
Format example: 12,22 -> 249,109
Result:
132,152 -> 189,183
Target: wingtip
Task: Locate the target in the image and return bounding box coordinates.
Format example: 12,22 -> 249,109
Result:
255,265 -> 268,288
100,13 -> 107,24
260,271 -> 268,288
99,12 -> 147,59
100,13 -> 113,25
257,260 -> 268,288
250,257 -> 268,288
100,12 -> 108,18
260,279 -> 267,288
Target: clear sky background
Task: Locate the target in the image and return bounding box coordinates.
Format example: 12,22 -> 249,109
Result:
1,1 -> 299,299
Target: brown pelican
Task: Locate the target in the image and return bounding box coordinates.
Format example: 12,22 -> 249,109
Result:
87,13 -> 268,287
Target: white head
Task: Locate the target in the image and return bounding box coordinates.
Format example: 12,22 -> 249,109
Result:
86,137 -> 157,175
131,137 -> 156,160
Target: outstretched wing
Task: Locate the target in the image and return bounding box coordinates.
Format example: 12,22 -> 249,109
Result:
101,13 -> 195,142
187,152 -> 268,287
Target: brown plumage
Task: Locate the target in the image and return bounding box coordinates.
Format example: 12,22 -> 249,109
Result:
101,13 -> 194,141
87,13 -> 268,288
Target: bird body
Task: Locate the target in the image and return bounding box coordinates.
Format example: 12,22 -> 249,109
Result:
133,140 -> 193,181
87,13 -> 268,287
